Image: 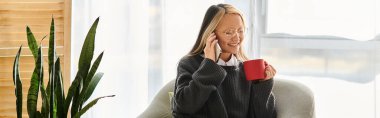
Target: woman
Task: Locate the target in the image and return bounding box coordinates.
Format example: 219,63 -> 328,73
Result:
172,4 -> 277,118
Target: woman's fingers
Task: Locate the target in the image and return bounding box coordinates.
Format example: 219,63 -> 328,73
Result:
262,62 -> 277,80
270,65 -> 276,74
204,32 -> 218,62
206,33 -> 216,47
268,65 -> 276,76
264,65 -> 276,80
265,71 -> 272,79
211,39 -> 218,47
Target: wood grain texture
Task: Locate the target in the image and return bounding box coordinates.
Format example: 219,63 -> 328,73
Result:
63,0 -> 71,95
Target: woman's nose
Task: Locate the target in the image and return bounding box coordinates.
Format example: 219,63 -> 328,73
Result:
231,34 -> 240,42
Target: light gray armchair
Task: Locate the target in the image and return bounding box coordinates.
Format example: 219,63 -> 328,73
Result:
138,79 -> 315,118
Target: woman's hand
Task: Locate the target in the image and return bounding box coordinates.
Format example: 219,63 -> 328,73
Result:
204,32 -> 218,62
264,63 -> 276,80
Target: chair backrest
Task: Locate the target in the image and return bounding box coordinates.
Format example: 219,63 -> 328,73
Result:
138,79 -> 315,118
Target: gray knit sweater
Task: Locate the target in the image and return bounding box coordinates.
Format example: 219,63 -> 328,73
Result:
171,54 -> 276,118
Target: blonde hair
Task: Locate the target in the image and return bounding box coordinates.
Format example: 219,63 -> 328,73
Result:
188,4 -> 249,61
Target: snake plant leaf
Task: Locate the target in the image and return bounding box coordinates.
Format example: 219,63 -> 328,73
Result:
71,17 -> 100,116
35,111 -> 42,118
26,26 -> 38,60
73,95 -> 115,118
63,72 -> 83,117
78,17 -> 99,79
54,58 -> 65,118
49,68 -> 56,118
49,17 -> 56,74
83,52 -> 104,99
47,76 -> 51,101
39,64 -> 49,118
79,72 -> 103,104
40,80 -> 50,118
48,18 -> 57,118
13,46 -> 22,118
47,52 -> 59,100
27,46 -> 42,118
71,84 -> 81,117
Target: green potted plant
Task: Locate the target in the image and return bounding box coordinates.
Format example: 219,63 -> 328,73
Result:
12,17 -> 114,118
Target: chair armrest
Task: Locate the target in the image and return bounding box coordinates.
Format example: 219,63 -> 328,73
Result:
273,79 -> 315,118
137,80 -> 175,118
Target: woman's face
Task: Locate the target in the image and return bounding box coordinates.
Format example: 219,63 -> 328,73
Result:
214,13 -> 245,54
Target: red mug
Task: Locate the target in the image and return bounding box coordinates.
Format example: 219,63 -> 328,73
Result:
243,59 -> 267,81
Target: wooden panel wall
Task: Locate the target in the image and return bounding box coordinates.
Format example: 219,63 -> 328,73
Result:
0,0 -> 71,117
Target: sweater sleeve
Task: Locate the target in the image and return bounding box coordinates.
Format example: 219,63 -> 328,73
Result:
172,58 -> 227,114
249,78 -> 277,118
